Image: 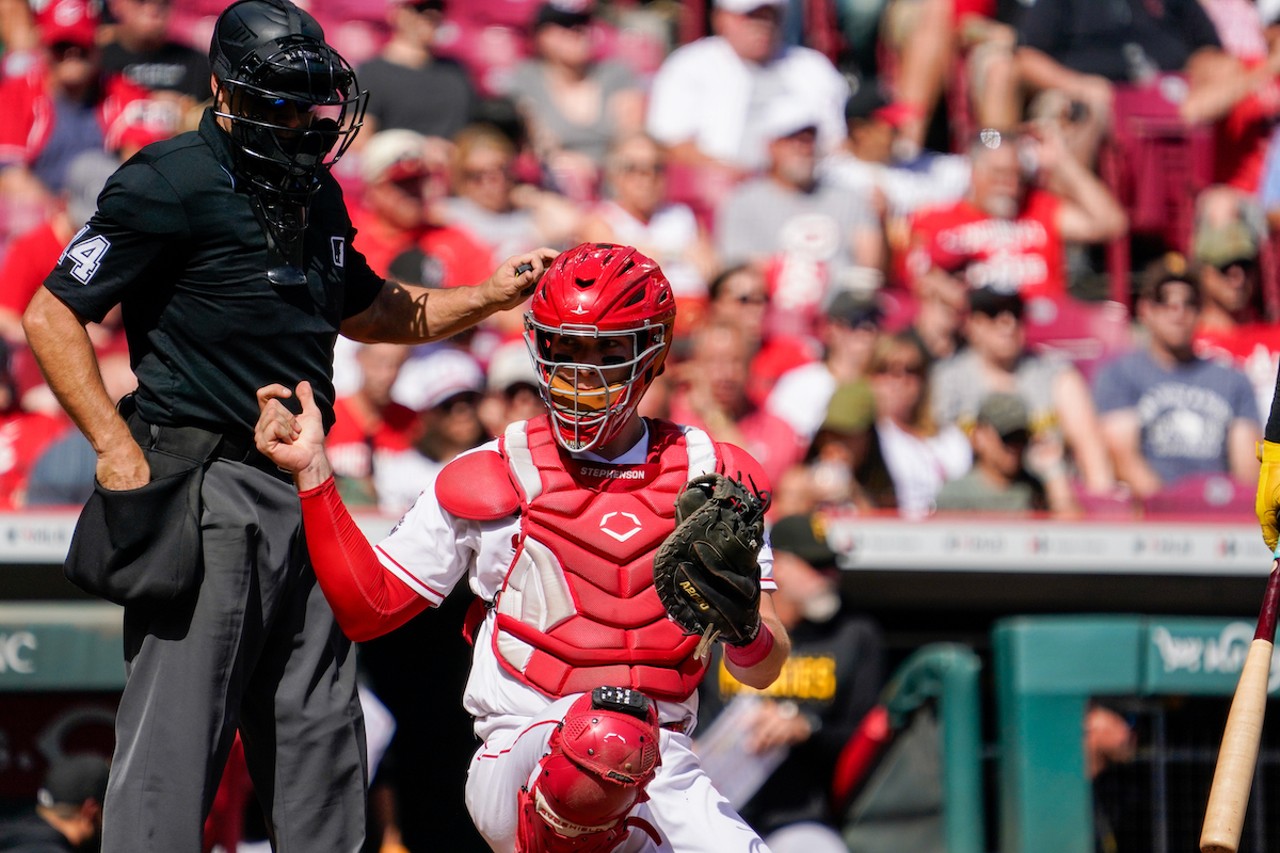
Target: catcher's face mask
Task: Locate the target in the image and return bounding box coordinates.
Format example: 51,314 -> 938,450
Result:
525,324 -> 668,453
524,243 -> 676,453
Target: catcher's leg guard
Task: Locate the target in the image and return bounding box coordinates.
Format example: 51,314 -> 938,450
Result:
516,687 -> 662,853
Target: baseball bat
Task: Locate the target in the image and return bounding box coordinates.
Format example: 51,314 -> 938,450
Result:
1200,559 -> 1280,853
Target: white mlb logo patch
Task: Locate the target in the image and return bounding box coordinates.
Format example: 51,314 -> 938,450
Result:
331,236 -> 345,268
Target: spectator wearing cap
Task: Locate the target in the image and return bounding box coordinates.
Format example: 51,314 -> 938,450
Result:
477,337 -> 545,437
765,289 -> 882,444
697,511 -> 885,853
349,128 -> 494,287
499,1 -> 643,203
355,0 -> 475,142
931,286 -> 1114,494
822,83 -> 970,231
869,332 -> 970,517
326,343 -> 418,507
773,379 -> 895,515
1093,254 -> 1261,500
0,148 -> 117,347
715,99 -> 883,338
936,391 -> 1079,515
644,0 -> 847,209
378,345 -> 488,514
579,132 -> 717,321
906,125 -> 1126,301
99,0 -> 209,105
1188,186 -> 1280,420
0,753 -> 109,851
0,0 -> 145,193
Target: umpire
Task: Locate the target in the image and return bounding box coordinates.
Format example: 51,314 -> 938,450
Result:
21,1 -> 551,851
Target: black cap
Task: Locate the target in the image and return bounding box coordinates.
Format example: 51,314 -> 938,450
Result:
845,81 -> 889,122
37,754 -> 110,808
769,513 -> 840,571
826,289 -> 882,327
533,1 -> 592,29
968,285 -> 1024,318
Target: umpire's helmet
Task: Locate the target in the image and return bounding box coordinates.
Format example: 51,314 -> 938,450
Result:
209,0 -> 366,205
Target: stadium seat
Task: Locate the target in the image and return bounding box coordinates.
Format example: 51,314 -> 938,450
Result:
1140,472 -> 1256,518
1099,77 -> 1216,305
433,19 -> 529,98
1021,295 -> 1133,381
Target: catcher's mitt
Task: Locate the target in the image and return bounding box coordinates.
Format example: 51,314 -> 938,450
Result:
653,472 -> 770,660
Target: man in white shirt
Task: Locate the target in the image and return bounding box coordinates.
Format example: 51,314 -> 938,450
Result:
645,0 -> 848,176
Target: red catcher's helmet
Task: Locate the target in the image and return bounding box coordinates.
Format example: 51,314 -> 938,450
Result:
524,243 -> 676,452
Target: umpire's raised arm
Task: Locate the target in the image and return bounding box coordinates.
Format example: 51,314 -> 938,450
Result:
340,248 -> 557,344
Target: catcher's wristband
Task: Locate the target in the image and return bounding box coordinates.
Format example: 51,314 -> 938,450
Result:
725,625 -> 775,668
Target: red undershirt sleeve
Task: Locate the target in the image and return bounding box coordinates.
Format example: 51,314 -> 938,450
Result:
299,476 -> 429,642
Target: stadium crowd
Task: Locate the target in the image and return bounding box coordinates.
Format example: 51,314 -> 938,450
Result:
2,0 -> 1277,524
0,0 -> 1272,850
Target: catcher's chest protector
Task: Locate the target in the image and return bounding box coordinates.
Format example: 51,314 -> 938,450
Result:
494,417 -> 715,702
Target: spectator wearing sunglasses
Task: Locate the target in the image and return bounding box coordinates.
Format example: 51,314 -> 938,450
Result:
931,286 -> 1115,494
1188,185 -> 1279,420
936,391 -> 1077,515
870,332 -> 970,517
579,133 -> 717,319
1093,255 -> 1260,500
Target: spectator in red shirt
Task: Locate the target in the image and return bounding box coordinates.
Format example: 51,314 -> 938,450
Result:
328,342 -> 420,507
668,320 -> 807,488
0,0 -> 138,192
1189,186 -> 1279,419
0,149 -> 117,346
907,125 -> 1126,301
349,128 -> 494,287
0,338 -> 65,508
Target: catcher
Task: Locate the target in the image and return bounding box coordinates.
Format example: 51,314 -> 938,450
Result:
255,242 -> 789,853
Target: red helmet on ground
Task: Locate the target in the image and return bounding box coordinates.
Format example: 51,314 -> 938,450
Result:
524,243 -> 676,452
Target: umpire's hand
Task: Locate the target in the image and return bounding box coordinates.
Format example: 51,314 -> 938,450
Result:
481,248 -> 559,311
255,382 -> 332,492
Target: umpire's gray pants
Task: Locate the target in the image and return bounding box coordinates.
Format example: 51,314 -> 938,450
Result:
101,458 -> 368,852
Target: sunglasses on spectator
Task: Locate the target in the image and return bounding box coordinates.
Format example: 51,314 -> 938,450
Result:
1154,296 -> 1201,312
876,362 -> 924,378
1213,258 -> 1257,275
616,161 -> 665,177
462,166 -> 510,183
49,42 -> 92,61
972,302 -> 1024,321
999,428 -> 1031,448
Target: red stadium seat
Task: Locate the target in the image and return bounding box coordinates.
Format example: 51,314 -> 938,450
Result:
1140,472 -> 1256,518
1099,77 -> 1216,305
1022,295 -> 1133,381
434,20 -> 529,98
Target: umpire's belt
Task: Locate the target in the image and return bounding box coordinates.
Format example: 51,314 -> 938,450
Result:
125,408 -> 290,482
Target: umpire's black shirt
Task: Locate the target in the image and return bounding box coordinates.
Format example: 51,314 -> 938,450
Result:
44,109 -> 384,438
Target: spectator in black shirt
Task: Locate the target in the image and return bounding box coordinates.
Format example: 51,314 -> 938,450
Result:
98,0 -> 210,105
356,0 -> 474,142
